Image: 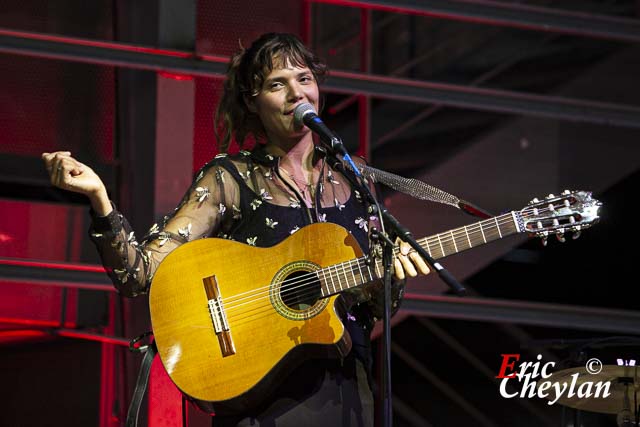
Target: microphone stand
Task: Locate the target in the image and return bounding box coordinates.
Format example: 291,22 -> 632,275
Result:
323,148 -> 466,427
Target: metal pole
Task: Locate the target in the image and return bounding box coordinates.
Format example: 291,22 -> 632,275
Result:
2,28 -> 640,129
401,293 -> 640,335
310,0 -> 640,43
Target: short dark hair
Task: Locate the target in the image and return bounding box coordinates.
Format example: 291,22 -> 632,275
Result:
215,33 -> 327,152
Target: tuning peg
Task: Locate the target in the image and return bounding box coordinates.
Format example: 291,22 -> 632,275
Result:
538,230 -> 549,246
547,193 -> 555,199
556,232 -> 566,243
562,190 -> 571,195
548,203 -> 555,211
531,197 -> 540,204
572,225 -> 582,240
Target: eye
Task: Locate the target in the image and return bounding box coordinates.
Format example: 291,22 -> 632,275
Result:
268,81 -> 284,91
299,75 -> 314,84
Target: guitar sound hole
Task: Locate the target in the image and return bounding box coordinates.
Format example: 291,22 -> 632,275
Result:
280,270 -> 321,311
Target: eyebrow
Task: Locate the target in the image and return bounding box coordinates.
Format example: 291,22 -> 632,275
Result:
264,70 -> 313,84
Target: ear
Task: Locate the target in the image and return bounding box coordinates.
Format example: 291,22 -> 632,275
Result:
243,94 -> 258,114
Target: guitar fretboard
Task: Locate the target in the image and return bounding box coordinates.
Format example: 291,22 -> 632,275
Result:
316,211 -> 521,297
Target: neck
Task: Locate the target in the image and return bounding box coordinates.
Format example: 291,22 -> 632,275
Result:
267,134 -> 316,173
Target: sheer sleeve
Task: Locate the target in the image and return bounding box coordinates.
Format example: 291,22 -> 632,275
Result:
88,160 -> 239,297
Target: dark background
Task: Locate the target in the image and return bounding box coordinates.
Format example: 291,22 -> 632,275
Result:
0,1 -> 639,426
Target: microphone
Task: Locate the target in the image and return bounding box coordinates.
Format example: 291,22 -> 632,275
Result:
293,103 -> 348,156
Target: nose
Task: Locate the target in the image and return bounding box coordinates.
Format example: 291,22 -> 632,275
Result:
287,82 -> 304,102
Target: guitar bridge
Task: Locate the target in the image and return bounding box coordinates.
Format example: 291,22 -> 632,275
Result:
203,275 -> 236,357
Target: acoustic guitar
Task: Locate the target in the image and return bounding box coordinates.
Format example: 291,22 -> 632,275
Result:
149,190 -> 601,413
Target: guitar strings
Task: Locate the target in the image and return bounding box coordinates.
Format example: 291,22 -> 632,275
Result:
219,208 -> 555,319
226,211 -> 578,325
221,208 -> 553,315
223,230 -> 532,323
221,212 -> 518,312
220,211 -> 516,308
226,256 -> 377,325
166,197 -> 568,328
224,227 -> 538,320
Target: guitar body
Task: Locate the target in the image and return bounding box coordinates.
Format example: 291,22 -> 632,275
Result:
149,222 -> 364,413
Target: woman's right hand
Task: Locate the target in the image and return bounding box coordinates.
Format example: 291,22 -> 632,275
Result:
42,151 -> 112,216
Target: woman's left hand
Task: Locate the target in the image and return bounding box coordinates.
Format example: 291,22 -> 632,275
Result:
394,239 -> 430,280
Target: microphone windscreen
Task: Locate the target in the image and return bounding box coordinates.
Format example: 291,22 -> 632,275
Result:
293,103 -> 316,126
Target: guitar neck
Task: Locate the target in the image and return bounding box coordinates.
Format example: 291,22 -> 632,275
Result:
317,211 -> 522,297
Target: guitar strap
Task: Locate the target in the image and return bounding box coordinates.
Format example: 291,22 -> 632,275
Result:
334,152 -> 493,220
126,334 -> 157,427
360,164 -> 493,219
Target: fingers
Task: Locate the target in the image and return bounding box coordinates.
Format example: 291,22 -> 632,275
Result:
41,151 -> 83,187
67,160 -> 85,177
394,239 -> 430,280
393,240 -> 413,281
52,154 -> 69,186
409,251 -> 430,275
398,242 -> 417,278
42,151 -> 70,171
393,257 -> 405,281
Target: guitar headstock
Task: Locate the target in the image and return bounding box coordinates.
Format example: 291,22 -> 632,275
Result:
519,190 -> 601,244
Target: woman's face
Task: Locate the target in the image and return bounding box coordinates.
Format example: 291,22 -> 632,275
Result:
248,60 -> 320,147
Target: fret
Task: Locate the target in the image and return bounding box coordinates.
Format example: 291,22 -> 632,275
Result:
330,264 -> 338,293
424,238 -> 432,257
328,265 -> 337,294
347,262 -> 355,288
321,257 -> 384,297
354,258 -> 365,287
436,234 -> 445,258
318,213 -> 522,297
318,269 -> 327,297
451,227 -> 467,251
374,257 -> 382,279
425,238 -> 435,258
349,260 -> 358,288
464,226 -> 473,249
479,222 -> 487,243
335,266 -> 342,292
340,262 -> 349,290
365,259 -> 374,282
450,230 -> 459,253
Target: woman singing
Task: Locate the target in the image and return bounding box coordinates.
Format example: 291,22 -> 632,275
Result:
43,32 -> 429,427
